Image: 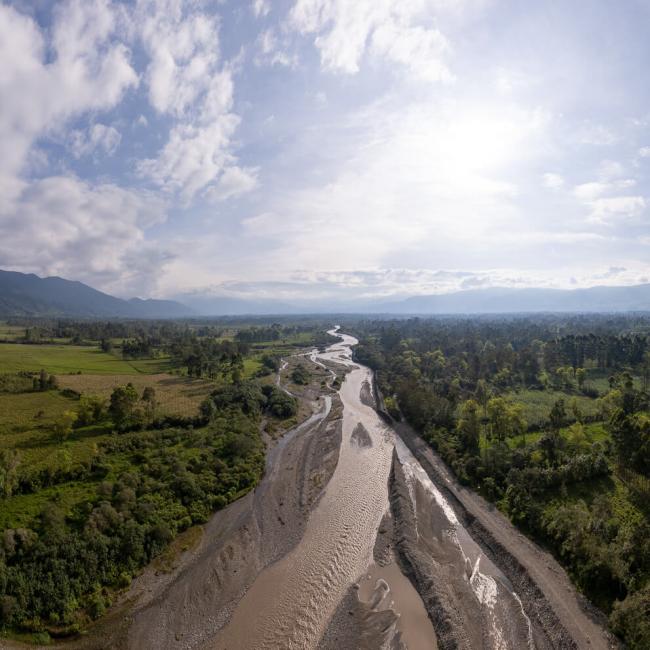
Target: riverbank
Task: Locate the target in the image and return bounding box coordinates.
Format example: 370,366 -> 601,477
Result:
3,330 -> 618,649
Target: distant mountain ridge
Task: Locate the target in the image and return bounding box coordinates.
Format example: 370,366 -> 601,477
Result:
378,284 -> 650,314
0,270 -> 193,318
2,269 -> 650,317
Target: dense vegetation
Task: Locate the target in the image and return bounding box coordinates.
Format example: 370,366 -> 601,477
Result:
354,314 -> 650,648
0,318 -> 324,642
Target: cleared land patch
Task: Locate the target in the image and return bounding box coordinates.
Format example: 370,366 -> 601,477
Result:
57,373 -> 214,417
0,343 -> 147,375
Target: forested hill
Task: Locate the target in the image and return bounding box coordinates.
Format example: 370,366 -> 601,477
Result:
0,270 -> 192,319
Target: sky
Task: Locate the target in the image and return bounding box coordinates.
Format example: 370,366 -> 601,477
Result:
2,0 -> 650,307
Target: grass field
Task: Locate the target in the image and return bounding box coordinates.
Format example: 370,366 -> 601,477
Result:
0,323 -> 26,341
57,373 -> 214,417
0,343 -> 161,375
507,388 -> 600,427
506,421 -> 609,449
584,368 -> 644,393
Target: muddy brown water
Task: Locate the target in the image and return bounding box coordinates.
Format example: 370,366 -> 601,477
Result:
212,329 -> 533,649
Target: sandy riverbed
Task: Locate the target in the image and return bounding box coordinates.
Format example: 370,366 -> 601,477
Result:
5,329 -> 618,650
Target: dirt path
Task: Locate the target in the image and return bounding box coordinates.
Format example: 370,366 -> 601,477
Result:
394,422 -> 619,650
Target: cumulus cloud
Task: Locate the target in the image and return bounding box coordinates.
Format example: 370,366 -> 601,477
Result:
288,0 -> 454,81
136,0 -> 251,201
138,118 -> 240,200
0,175 -> 170,295
205,166 -> 259,202
0,1 -> 137,204
0,1 -> 175,293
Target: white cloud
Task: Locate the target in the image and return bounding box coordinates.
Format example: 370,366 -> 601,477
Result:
0,1 -> 137,204
139,1 -> 220,117
205,166 -> 259,202
0,175 -> 169,295
588,196 -> 646,224
638,146 -> 650,158
288,0 -> 454,81
542,173 -> 564,189
136,1 -> 251,201
69,123 -> 121,158
138,117 -> 240,200
370,20 -> 452,82
575,122 -> 618,146
598,159 -> 625,180
252,0 -> 271,19
574,181 -> 609,201
255,28 -> 296,67
236,98 -> 543,276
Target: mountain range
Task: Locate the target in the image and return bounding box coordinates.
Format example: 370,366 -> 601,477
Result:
0,270 -> 193,318
1,269 -> 650,317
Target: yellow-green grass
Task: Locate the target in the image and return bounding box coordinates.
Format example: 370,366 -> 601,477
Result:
583,368 -> 644,393
0,386 -> 214,530
507,389 -> 599,427
506,422 -> 609,449
0,482 -> 98,529
0,391 -> 107,471
243,357 -> 263,378
57,373 -> 214,417
0,323 -> 25,340
0,343 -> 145,375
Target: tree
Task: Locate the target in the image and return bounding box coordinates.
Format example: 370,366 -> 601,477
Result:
291,364 -> 310,385
141,386 -> 157,421
486,397 -> 509,444
474,379 -> 490,416
109,383 -> 140,431
0,450 -> 21,497
549,398 -> 567,433
52,411 -> 77,442
456,399 -> 481,456
576,367 -> 586,390
35,369 -> 57,391
570,397 -> 583,424
76,395 -> 107,427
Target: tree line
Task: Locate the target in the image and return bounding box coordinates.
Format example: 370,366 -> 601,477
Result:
354,314 -> 650,648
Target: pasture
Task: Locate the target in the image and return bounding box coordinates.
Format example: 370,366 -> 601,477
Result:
0,343 -> 151,375
57,373 -> 214,417
507,388 -> 600,427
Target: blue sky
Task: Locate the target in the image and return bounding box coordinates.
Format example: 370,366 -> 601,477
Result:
2,0 -> 650,305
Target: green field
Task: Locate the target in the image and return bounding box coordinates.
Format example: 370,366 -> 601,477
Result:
507,388 -> 600,426
584,368 -> 644,393
0,323 -> 26,341
0,343 -> 170,375
506,421 -> 609,449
